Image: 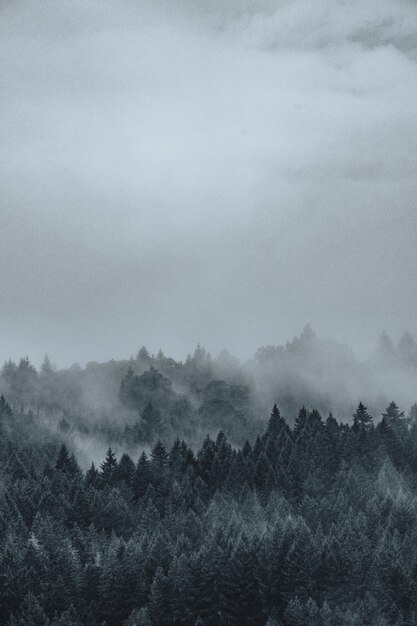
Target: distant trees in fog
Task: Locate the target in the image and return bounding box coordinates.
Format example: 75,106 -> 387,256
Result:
1,329 -> 417,622
1,327 -> 417,452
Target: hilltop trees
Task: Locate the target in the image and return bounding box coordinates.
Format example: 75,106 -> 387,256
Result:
352,402 -> 373,431
4,331 -> 417,623
100,448 -> 118,486
1,397 -> 417,624
119,367 -> 174,414
381,401 -> 405,427
2,328 -> 417,449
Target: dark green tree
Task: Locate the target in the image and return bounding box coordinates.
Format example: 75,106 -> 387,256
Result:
353,402 -> 373,431
100,448 -> 118,487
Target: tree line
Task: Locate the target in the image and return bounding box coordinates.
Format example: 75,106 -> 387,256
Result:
1,397 -> 417,624
3,326 -> 417,450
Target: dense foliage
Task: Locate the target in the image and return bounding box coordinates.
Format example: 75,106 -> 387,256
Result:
2,396 -> 417,625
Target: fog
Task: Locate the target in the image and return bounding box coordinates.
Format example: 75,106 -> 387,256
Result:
1,0 -> 417,367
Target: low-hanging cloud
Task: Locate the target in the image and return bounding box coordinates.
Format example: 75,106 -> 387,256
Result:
1,0 -> 416,366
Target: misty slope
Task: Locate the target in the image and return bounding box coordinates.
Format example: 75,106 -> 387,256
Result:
1,330 -> 417,624
1,398 -> 417,624
1,327 -> 417,464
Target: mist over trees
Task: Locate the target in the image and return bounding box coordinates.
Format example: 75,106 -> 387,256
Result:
1,327 -> 417,458
3,0 -> 417,621
1,328 -> 417,624
2,394 -> 417,624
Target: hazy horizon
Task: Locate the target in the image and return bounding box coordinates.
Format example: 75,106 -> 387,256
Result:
2,0 -> 417,368
0,326 -> 401,370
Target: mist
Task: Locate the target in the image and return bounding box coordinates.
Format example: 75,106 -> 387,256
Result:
2,326 -> 417,469
1,0 -> 417,367
3,3 -> 417,624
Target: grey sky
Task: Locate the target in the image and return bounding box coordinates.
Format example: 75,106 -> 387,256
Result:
1,0 -> 417,366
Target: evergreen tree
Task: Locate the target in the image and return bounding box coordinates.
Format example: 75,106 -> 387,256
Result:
0,395 -> 13,420
142,403 -> 162,441
55,445 -> 71,472
100,448 -> 118,487
224,537 -> 262,624
192,542 -> 228,625
80,563 -> 101,623
151,440 -> 168,468
137,346 -> 151,363
267,405 -> 284,438
382,401 -> 405,426
293,406 -> 309,438
149,566 -> 171,626
2,361 -> 417,626
115,453 -> 136,486
11,591 -> 49,625
169,554 -> 193,625
353,402 -> 373,431
133,452 -> 151,501
85,463 -> 99,488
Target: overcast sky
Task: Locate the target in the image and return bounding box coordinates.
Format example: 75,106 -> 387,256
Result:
1,0 -> 417,367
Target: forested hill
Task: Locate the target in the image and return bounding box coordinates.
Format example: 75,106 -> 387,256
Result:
2,399 -> 417,624
2,326 -> 417,458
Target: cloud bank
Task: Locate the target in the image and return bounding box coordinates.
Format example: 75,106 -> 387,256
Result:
1,0 -> 416,366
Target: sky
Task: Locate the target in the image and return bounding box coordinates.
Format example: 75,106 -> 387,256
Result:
1,0 -> 417,367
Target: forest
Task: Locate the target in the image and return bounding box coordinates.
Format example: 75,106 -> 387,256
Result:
2,328 -> 417,624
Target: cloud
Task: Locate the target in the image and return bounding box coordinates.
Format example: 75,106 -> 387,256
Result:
0,0 -> 416,365
230,0 -> 417,53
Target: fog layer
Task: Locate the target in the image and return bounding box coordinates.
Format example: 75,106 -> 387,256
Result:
1,0 -> 417,366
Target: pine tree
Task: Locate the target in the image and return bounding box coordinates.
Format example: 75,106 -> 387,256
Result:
382,402 -> 405,427
150,441 -> 170,514
85,463 -> 99,488
80,562 -> 101,624
192,542 -> 228,625
137,345 -> 151,363
169,554 -> 193,624
197,437 -> 216,493
12,591 -> 49,625
380,402 -> 407,466
141,403 -> 162,441
284,596 -> 305,625
0,394 -> 12,420
133,452 -> 151,501
307,409 -> 324,434
98,542 -> 134,625
294,406 -> 309,438
100,448 -> 118,487
53,445 -> 80,478
408,403 -> 417,426
353,402 -> 373,431
151,440 -> 169,468
254,452 -> 272,503
55,445 -> 71,472
281,521 -> 315,603
224,537 -> 262,624
321,414 -> 340,475
149,566 -> 171,626
267,405 -> 284,438
115,453 -> 136,486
